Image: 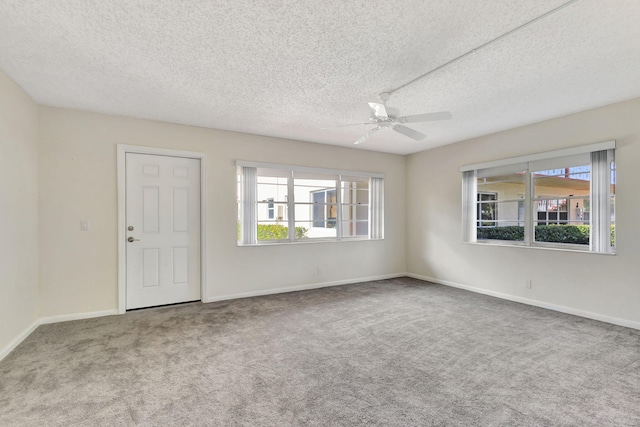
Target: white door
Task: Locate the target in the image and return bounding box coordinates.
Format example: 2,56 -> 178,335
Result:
125,153 -> 201,309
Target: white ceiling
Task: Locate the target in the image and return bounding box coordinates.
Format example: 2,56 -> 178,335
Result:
1,1 -> 639,155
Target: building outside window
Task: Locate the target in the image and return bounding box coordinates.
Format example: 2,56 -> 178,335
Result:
267,197 -> 275,219
312,189 -> 337,228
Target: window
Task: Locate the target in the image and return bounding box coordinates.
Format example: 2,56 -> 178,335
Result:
340,176 -> 371,238
294,175 -> 338,237
311,189 -> 337,228
267,198 -> 275,219
237,161 -> 384,245
461,141 -> 616,253
477,192 -> 498,226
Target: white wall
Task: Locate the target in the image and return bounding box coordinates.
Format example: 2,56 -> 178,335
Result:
38,106 -> 407,316
3,64 -> 638,357
407,97 -> 640,326
0,70 -> 39,356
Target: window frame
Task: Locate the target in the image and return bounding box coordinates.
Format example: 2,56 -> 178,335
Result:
237,161 -> 384,245
477,191 -> 498,227
266,197 -> 275,219
310,188 -> 337,228
461,141 -> 616,254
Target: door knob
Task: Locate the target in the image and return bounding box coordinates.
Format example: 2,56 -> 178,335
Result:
127,236 -> 140,242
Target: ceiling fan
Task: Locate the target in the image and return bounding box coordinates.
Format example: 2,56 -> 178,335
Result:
338,92 -> 452,145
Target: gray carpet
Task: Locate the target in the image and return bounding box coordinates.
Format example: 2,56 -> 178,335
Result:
1,277 -> 639,426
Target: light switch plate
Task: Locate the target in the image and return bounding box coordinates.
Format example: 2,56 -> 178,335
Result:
81,220 -> 90,231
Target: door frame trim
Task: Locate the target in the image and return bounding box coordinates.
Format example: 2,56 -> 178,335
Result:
117,144 -> 207,314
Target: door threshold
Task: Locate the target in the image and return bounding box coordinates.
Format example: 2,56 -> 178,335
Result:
126,300 -> 201,312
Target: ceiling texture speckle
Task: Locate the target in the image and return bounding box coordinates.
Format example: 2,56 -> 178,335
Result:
1,0 -> 639,154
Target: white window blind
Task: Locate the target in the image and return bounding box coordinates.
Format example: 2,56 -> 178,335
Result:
590,149 -> 613,253
370,177 -> 384,239
239,166 -> 257,245
461,170 -> 477,243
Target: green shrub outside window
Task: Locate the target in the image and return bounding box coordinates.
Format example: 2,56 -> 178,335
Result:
477,224 -> 615,246
238,223 -> 308,241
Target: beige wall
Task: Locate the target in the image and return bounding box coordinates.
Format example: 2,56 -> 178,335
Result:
406,97 -> 640,325
3,64 -> 639,356
37,107 -> 407,316
0,70 -> 39,355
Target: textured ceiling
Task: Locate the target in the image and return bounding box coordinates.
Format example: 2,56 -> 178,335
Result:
1,0 -> 639,155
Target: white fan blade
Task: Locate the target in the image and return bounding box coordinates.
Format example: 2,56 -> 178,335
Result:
397,111 -> 452,123
392,124 -> 426,141
354,127 -> 380,145
368,102 -> 388,119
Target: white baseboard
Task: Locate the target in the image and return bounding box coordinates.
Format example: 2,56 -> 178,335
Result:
0,320 -> 39,362
407,273 -> 640,331
205,273 -> 405,303
39,309 -> 119,325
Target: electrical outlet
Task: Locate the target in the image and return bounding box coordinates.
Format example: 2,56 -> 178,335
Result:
525,279 -> 532,289
316,266 -> 322,275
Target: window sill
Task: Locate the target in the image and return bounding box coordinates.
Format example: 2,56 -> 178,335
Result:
463,240 -> 616,255
238,237 -> 383,247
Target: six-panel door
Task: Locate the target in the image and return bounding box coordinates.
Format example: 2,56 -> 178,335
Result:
125,153 -> 201,309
